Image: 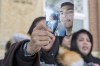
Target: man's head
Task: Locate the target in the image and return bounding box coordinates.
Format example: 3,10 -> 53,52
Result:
59,2 -> 74,29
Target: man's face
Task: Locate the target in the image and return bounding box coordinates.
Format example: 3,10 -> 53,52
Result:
60,5 -> 74,29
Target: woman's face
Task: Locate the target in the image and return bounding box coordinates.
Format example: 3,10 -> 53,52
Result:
77,33 -> 92,56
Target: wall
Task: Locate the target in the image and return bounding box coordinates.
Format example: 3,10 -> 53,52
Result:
0,0 -> 44,59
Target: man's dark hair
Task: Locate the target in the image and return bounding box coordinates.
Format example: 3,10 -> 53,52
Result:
28,16 -> 46,35
61,2 -> 74,9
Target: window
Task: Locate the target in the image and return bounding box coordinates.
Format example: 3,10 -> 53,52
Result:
73,0 -> 89,32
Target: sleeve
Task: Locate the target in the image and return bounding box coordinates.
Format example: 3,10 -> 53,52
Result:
2,40 -> 40,66
14,41 -> 40,66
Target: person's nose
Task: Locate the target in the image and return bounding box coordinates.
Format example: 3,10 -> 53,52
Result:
62,13 -> 67,18
83,40 -> 88,45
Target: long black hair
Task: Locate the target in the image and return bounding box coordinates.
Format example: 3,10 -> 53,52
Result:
28,16 -> 46,35
70,29 -> 93,57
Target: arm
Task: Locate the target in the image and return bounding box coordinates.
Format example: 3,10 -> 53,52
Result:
14,41 -> 40,66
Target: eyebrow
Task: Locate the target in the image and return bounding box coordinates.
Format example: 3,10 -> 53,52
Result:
59,8 -> 74,12
59,9 -> 73,12
67,8 -> 74,10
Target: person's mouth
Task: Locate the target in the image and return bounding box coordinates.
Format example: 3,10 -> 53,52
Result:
82,46 -> 89,50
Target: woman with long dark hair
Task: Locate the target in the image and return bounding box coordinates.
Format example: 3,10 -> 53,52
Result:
70,29 -> 100,65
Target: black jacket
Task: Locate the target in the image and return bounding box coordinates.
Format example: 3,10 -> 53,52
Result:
2,40 -> 40,66
0,60 -> 3,66
2,36 -> 62,66
83,54 -> 100,65
40,36 -> 64,66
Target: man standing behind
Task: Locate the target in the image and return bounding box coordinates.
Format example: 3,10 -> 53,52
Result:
59,2 -> 74,48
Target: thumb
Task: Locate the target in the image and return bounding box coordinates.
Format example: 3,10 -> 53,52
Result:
34,21 -> 52,32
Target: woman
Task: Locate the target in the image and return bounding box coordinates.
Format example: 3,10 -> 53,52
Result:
70,29 -> 100,65
2,16 -> 61,66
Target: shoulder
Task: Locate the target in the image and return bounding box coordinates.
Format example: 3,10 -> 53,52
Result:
94,57 -> 100,62
91,55 -> 100,64
0,59 -> 3,65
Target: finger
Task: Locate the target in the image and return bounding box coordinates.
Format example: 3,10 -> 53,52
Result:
31,30 -> 47,36
32,30 -> 52,36
36,31 -> 55,42
33,20 -> 52,32
32,36 -> 51,41
34,47 -> 41,52
46,31 -> 55,42
31,31 -> 55,45
41,23 -> 52,32
35,40 -> 49,47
